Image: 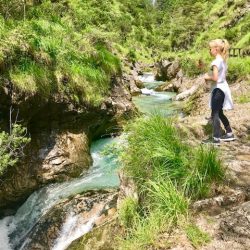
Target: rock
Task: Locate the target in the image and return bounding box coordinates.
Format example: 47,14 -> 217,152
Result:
0,131 -> 92,214
68,219 -> 120,250
156,59 -> 180,81
219,201 -> 250,246
129,80 -> 142,96
117,170 -> 138,208
15,190 -> 118,250
192,189 -> 246,213
0,73 -> 136,214
135,79 -> 144,89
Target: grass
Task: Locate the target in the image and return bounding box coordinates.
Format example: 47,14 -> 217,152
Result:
228,57 -> 250,82
117,114 -> 223,249
117,208 -> 171,250
10,57 -> 53,97
146,178 -> 189,222
118,197 -> 139,229
0,0 -> 155,106
235,93 -> 250,104
185,224 -> 211,248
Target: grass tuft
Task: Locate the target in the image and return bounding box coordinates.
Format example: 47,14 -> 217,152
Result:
118,114 -> 224,248
185,224 -> 211,248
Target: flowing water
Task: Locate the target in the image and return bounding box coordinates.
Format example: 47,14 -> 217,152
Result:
0,137 -> 120,250
135,73 -> 179,117
0,72 -> 178,250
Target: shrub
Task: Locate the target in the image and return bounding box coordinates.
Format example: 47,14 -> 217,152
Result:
0,124 -> 30,176
228,57 -> 250,82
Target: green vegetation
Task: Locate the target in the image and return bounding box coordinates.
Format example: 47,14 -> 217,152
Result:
0,124 -> 30,176
0,0 -> 155,106
185,224 -> 211,248
117,114 -> 223,249
227,57 -> 250,82
155,0 -> 250,79
119,197 -> 139,228
0,0 -> 249,106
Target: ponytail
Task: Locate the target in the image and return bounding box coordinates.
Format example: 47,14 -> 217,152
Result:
221,39 -> 230,61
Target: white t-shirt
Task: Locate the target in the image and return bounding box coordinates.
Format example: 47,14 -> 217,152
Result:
210,55 -> 233,110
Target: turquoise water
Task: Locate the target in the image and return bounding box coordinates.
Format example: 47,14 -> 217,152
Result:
0,137 -> 121,250
133,91 -> 178,117
136,72 -> 180,117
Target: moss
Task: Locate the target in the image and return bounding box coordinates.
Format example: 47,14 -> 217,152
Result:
68,220 -> 119,250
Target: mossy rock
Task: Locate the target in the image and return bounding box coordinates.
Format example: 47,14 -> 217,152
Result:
68,219 -> 121,250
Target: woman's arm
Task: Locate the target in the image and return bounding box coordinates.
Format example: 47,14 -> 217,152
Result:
204,66 -> 218,82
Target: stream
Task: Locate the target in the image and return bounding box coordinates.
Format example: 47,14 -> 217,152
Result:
0,72 -> 179,250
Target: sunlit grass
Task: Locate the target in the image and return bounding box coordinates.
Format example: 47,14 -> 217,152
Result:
185,224 -> 211,248
118,114 -> 224,248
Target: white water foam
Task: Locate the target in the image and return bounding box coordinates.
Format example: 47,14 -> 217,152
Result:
0,216 -> 15,250
141,88 -> 154,95
0,136 -> 120,250
52,213 -> 99,250
138,73 -> 155,83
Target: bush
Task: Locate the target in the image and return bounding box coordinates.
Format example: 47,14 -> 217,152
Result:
0,124 -> 30,176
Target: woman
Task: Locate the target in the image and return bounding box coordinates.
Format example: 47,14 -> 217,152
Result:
204,39 -> 235,144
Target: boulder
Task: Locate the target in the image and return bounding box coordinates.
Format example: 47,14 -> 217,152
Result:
0,131 -> 92,215
14,190 -> 118,250
156,59 -> 180,81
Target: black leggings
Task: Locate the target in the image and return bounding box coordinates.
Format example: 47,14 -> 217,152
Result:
211,88 -> 232,138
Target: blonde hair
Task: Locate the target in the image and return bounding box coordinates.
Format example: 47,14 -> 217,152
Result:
209,39 -> 230,60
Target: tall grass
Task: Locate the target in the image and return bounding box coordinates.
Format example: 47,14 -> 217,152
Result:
118,114 -> 224,248
146,178 -> 189,222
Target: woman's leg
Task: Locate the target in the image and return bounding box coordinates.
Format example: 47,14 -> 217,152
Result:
219,110 -> 232,133
211,109 -> 221,138
211,88 -> 225,139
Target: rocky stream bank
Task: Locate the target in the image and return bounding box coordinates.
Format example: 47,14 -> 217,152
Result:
68,59 -> 250,250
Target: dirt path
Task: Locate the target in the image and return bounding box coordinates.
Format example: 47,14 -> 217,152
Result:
179,79 -> 250,250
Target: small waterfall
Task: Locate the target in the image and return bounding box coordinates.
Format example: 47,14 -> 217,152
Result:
52,213 -> 99,250
0,137 -> 120,250
152,0 -> 156,6
133,72 -> 178,117
0,217 -> 14,250
138,72 -> 155,83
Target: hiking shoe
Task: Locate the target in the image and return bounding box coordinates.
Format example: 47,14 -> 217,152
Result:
201,138 -> 220,146
220,133 -> 235,142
